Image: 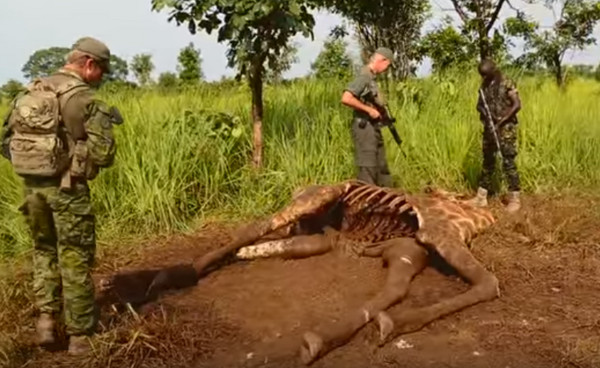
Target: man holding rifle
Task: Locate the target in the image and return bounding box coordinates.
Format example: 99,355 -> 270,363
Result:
468,59 -> 522,213
341,47 -> 398,187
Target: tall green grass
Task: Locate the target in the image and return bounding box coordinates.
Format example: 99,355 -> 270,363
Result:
1,71 -> 599,257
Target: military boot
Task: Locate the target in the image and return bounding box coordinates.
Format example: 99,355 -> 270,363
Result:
467,187 -> 488,207
506,191 -> 521,213
68,335 -> 91,356
35,313 -> 56,347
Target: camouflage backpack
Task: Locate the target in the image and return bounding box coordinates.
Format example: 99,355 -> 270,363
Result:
4,78 -> 87,177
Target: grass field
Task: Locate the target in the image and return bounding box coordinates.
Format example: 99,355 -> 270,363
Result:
1,71 -> 600,258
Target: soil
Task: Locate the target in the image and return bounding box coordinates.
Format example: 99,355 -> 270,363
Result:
9,193 -> 600,368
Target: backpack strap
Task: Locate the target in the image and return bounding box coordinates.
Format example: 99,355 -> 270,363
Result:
52,75 -> 91,160
56,79 -> 90,105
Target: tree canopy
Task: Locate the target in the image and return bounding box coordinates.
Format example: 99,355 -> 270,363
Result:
419,19 -> 478,73
505,0 -> 600,86
177,42 -> 204,84
21,46 -> 128,82
131,53 -> 155,86
0,79 -> 25,103
319,0 -> 430,80
106,55 -> 129,82
310,27 -> 354,80
151,0 -> 318,167
21,47 -> 70,80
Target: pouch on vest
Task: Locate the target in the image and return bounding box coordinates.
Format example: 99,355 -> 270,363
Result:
1,111 -> 13,161
70,140 -> 88,178
84,100 -> 122,179
6,79 -> 70,177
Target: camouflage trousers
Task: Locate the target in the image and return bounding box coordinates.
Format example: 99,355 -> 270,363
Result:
19,180 -> 97,336
478,121 -> 521,192
351,117 -> 392,187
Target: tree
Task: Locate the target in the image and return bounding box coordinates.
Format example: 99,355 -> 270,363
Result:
505,0 -> 600,87
158,71 -> 179,90
131,53 -> 155,86
151,0 -> 316,168
595,63 -> 600,81
447,0 -> 515,60
264,41 -> 299,84
310,27 -> 353,79
418,19 -> 478,73
22,47 -> 69,80
22,46 -> 129,83
0,79 -> 25,102
319,0 -> 430,80
106,55 -> 129,82
568,64 -> 595,78
177,42 -> 204,84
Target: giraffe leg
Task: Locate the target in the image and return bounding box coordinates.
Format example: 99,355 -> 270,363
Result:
376,229 -> 499,345
142,186 -> 346,302
361,240 -> 395,258
299,237 -> 428,365
236,232 -> 338,260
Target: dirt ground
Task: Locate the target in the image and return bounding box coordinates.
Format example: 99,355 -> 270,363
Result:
6,193 -> 600,368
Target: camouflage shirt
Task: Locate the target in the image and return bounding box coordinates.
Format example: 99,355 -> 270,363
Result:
345,66 -> 385,118
477,77 -> 518,123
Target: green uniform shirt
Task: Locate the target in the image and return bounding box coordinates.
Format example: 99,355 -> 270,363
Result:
477,77 -> 518,123
345,66 -> 384,119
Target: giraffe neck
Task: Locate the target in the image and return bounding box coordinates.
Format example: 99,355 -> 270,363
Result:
409,195 -> 495,244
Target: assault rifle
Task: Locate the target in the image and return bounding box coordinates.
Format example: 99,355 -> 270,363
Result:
373,103 -> 406,157
478,88 -> 503,160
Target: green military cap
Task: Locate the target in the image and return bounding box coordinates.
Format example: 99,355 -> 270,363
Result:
374,47 -> 394,64
72,36 -> 111,72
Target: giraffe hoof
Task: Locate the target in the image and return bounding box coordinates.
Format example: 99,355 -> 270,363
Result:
376,312 -> 394,346
300,331 -> 323,365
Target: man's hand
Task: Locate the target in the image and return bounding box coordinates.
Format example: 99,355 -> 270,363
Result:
341,91 -> 381,119
495,116 -> 507,127
367,107 -> 381,120
496,89 -> 521,127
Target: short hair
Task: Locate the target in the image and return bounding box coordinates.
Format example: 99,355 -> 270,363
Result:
370,53 -> 386,62
66,50 -> 95,67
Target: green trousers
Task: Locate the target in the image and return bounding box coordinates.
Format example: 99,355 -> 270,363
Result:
479,121 -> 521,192
351,117 -> 392,187
20,180 -> 97,336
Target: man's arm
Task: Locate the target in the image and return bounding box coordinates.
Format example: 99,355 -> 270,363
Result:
61,90 -> 94,141
476,92 -> 485,115
341,73 -> 380,119
341,91 -> 380,119
498,86 -> 521,126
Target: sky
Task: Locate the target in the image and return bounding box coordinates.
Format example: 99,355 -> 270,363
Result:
1,0 -> 600,85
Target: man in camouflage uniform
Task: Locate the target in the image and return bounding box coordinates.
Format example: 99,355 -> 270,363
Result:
341,47 -> 394,187
468,59 -> 522,213
1,37 -> 120,354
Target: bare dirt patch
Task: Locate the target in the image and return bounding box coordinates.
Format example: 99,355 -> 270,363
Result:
4,194 -> 600,368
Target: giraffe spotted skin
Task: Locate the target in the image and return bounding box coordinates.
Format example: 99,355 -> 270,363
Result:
236,180 -> 494,259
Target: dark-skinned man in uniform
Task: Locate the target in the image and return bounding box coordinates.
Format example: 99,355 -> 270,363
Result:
468,58 -> 522,213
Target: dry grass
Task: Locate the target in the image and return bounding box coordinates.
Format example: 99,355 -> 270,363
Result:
1,298 -> 238,368
0,265 -> 35,368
